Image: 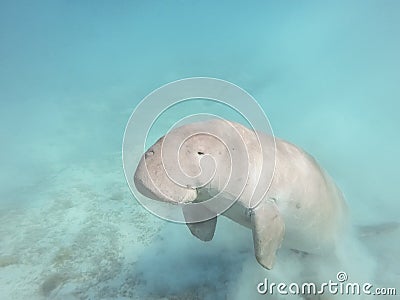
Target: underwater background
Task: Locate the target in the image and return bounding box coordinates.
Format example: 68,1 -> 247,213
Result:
0,1 -> 399,299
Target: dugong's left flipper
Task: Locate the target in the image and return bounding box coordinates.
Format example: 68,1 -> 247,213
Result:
251,199 -> 285,269
183,204 -> 217,242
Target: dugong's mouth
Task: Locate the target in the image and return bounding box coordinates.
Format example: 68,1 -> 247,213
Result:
133,177 -> 160,201
133,176 -> 198,204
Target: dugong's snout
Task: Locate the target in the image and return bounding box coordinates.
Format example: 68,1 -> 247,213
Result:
133,147 -> 198,204
133,174 -> 160,201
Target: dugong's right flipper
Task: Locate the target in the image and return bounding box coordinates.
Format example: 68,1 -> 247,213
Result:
251,199 -> 285,269
183,204 -> 217,242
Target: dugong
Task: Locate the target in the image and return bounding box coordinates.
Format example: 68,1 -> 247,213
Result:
133,119 -> 348,269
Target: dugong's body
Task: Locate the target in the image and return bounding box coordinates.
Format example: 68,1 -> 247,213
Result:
134,119 -> 348,269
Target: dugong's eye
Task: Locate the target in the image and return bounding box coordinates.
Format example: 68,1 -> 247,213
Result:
145,150 -> 154,158
197,151 -> 204,155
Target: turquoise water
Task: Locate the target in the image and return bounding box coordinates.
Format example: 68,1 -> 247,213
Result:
1,1 -> 399,299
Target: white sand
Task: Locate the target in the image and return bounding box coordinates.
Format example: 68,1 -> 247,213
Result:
1,151 -> 399,299
0,153 -> 163,299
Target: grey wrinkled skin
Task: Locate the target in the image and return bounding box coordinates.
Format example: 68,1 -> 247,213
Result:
134,119 -> 348,269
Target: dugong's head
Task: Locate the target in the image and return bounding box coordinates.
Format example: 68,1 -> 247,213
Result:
134,134 -> 198,204
134,119 -> 247,205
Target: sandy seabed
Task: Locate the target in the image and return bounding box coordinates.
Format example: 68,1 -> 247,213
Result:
0,152 -> 163,299
0,151 -> 399,300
